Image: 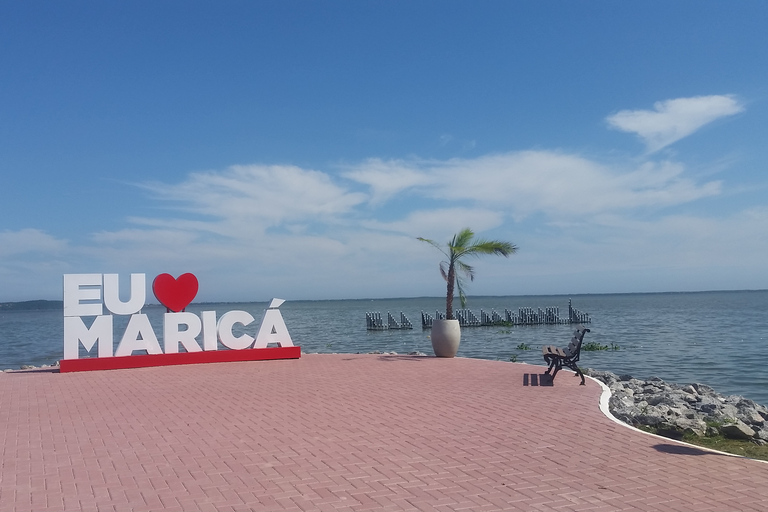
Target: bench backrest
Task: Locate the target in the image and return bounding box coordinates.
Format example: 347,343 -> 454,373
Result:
564,325 -> 590,361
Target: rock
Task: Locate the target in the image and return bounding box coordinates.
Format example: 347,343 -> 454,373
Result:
681,384 -> 698,395
754,428 -> 768,441
647,394 -> 676,407
655,423 -> 686,440
636,404 -> 675,426
737,408 -> 765,426
677,418 -> 707,437
642,384 -> 659,394
692,382 -> 716,395
681,393 -> 699,404
609,382 -> 627,394
636,413 -> 663,426
720,420 -> 756,440
717,404 -> 740,422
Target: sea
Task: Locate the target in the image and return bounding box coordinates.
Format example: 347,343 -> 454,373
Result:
1,290 -> 767,405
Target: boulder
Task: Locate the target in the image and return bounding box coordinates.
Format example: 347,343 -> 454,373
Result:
720,420 -> 756,440
754,428 -> 768,442
677,418 -> 707,437
681,384 -> 698,395
692,382 -> 716,395
737,408 -> 765,426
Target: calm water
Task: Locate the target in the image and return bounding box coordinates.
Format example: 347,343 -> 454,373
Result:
2,291 -> 767,404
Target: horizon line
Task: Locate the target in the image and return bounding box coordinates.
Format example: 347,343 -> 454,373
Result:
3,287 -> 767,308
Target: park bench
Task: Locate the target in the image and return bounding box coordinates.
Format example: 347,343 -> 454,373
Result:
542,325 -> 590,385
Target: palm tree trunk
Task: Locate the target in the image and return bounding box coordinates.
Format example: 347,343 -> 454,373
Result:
446,262 -> 455,320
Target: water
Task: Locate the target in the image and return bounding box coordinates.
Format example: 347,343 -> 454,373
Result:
1,291 -> 767,405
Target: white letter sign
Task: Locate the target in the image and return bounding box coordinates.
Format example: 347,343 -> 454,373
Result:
61,273 -> 300,372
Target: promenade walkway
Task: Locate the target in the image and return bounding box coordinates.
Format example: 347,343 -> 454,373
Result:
1,353 -> 767,511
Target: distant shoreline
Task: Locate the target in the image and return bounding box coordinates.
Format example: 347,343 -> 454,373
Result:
0,300 -> 63,311
2,288 -> 767,310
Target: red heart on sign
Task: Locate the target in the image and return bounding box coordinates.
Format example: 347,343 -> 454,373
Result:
152,273 -> 199,312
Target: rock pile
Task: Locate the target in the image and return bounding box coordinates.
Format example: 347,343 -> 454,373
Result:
585,369 -> 768,444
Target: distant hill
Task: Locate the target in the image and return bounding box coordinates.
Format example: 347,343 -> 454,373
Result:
0,300 -> 63,311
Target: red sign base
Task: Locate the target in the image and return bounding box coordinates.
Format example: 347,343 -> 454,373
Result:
59,346 -> 301,373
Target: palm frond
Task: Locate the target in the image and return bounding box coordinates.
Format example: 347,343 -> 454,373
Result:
418,228 -> 517,316
417,237 -> 450,259
465,239 -> 518,258
452,228 -> 475,250
456,260 -> 475,281
439,261 -> 449,282
455,276 -> 468,308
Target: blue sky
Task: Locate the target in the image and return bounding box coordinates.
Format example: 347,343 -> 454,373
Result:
1,1 -> 767,302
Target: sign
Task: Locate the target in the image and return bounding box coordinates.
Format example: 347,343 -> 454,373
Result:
60,273 -> 300,372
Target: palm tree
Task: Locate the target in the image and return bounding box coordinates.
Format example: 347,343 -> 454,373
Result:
418,228 -> 517,320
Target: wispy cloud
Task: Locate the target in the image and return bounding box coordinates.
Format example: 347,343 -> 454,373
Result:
0,229 -> 66,257
141,164 -> 368,235
345,151 -> 721,220
606,95 -> 744,153
362,208 -> 505,239
342,158 -> 435,204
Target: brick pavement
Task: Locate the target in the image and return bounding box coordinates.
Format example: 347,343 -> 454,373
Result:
1,353 -> 767,511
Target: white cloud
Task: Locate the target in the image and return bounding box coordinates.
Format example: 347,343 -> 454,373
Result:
606,95 -> 744,152
143,164 -> 367,235
0,229 -> 66,257
342,158 -> 435,204
344,151 -> 721,220
362,208 -> 505,239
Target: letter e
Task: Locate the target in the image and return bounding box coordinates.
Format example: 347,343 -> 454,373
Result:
63,274 -> 103,317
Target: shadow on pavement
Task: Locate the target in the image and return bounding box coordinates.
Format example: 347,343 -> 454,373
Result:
377,355 -> 429,362
653,443 -> 721,457
523,373 -> 554,386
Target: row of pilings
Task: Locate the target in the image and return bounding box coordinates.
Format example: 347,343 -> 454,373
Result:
365,311 -> 414,330
366,300 -> 591,330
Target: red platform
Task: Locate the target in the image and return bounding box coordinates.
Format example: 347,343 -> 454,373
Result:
59,346 -> 301,373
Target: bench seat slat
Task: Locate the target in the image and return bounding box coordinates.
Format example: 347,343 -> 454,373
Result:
542,346 -> 567,358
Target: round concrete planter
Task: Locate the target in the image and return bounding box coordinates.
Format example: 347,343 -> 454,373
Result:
430,319 -> 461,357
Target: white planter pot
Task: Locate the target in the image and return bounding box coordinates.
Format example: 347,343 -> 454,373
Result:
431,319 -> 461,358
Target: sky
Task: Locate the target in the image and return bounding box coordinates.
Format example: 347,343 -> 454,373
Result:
1,1 -> 767,302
